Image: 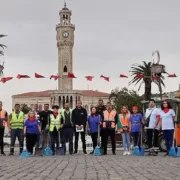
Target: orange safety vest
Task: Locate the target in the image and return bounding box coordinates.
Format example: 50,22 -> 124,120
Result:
103,110 -> 116,129
119,113 -> 130,127
0,110 -> 7,127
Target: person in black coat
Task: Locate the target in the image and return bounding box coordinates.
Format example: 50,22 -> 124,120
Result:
72,101 -> 87,154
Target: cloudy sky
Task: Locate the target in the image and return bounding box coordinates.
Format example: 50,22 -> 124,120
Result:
1,0 -> 180,111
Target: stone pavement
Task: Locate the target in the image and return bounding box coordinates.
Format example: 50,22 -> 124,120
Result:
0,151 -> 180,180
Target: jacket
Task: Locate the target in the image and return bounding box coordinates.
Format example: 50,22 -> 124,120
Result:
72,107 -> 87,126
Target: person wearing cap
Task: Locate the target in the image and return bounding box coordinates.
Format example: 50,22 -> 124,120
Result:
0,101 -> 8,155
129,106 -> 143,150
60,103 -> 74,154
8,104 -> 24,155
96,99 -> 106,153
49,105 -> 61,155
24,111 -> 40,154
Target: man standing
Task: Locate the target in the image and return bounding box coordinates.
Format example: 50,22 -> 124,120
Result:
39,104 -> 52,149
0,101 -> 8,155
72,101 -> 87,154
96,99 -> 106,151
144,99 -> 160,155
102,102 -> 118,155
60,103 -> 73,154
8,104 -> 24,155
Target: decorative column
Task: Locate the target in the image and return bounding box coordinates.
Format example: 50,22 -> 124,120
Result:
73,96 -> 76,108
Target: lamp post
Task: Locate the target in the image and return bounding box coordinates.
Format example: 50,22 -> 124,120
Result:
151,50 -> 166,100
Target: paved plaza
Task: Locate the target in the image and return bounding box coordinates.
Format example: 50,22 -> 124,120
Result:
0,151 -> 180,180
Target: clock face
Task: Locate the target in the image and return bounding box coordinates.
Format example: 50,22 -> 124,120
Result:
63,32 -> 69,38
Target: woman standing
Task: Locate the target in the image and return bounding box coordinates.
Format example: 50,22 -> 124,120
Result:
24,111 -> 40,154
129,106 -> 143,149
118,106 -> 131,155
88,106 -> 101,154
159,100 -> 176,156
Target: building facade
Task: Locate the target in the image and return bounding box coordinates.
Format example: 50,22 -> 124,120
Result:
12,3 -> 110,112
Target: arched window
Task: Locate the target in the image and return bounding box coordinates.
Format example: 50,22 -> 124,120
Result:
63,66 -> 67,72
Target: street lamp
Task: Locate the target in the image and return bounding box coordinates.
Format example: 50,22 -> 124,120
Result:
151,50 -> 166,100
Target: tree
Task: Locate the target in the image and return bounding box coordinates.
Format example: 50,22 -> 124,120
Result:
129,61 -> 165,100
109,87 -> 143,113
0,35 -> 7,56
21,104 -> 31,114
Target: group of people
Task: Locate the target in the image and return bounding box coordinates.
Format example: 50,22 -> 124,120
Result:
0,98 -> 177,156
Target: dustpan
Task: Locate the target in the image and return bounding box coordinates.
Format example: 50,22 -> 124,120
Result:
93,118 -> 102,156
19,136 -> 32,159
35,132 -> 43,156
43,132 -> 53,156
56,130 -> 65,155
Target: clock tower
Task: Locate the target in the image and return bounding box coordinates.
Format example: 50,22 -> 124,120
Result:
56,2 -> 75,90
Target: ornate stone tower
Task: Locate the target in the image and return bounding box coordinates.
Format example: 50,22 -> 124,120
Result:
56,2 -> 75,91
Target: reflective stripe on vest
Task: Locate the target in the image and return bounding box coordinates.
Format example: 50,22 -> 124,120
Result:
49,114 -> 61,132
61,109 -> 73,125
119,113 -> 130,126
11,111 -> 24,129
0,110 -> 7,127
103,110 -> 116,128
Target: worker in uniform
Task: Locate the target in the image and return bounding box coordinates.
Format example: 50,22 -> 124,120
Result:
8,104 -> 24,155
0,101 -> 8,155
60,103 -> 73,155
102,102 -> 118,155
49,105 -> 61,155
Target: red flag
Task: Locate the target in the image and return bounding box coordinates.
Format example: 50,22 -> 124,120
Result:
136,73 -> 144,78
100,75 -> 109,82
85,76 -> 94,81
0,77 -> 13,83
50,75 -> 60,80
17,74 -> 30,79
68,72 -> 76,78
167,73 -> 177,77
120,74 -> 128,78
35,73 -> 45,78
152,76 -> 159,80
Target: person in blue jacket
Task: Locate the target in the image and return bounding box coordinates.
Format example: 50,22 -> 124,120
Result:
88,106 -> 101,154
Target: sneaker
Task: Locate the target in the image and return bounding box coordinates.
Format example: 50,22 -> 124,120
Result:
89,151 -> 94,155
123,151 -> 127,156
127,151 -> 131,155
1,152 -> 6,156
9,152 -> 14,156
83,151 -> 87,155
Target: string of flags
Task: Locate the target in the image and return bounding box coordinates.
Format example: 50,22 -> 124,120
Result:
0,72 -> 178,83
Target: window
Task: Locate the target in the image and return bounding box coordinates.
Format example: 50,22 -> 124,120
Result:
63,65 -> 67,72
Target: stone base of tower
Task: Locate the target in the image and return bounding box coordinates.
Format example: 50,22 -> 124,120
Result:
50,90 -> 82,109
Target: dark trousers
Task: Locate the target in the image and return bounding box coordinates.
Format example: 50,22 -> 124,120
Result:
62,128 -> 73,153
91,132 -> 98,150
74,131 -> 86,152
103,129 -> 115,154
26,133 -> 38,154
146,129 -> 159,148
10,129 -> 24,154
132,132 -> 141,147
35,133 -> 40,148
0,127 -> 5,152
50,129 -> 59,153
163,129 -> 174,152
100,130 -> 104,148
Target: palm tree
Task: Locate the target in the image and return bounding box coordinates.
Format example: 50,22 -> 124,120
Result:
129,61 -> 165,100
0,34 -> 7,56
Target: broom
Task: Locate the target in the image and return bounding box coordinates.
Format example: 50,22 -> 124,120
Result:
93,117 -> 101,156
19,135 -> 32,159
43,131 -> 53,156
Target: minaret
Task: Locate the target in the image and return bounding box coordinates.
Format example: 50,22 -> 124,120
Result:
56,2 -> 75,91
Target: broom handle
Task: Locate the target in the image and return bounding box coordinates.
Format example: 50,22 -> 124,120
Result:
97,115 -> 100,146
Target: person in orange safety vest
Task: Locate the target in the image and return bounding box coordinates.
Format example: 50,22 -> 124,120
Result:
102,102 -> 119,155
0,101 -> 8,156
